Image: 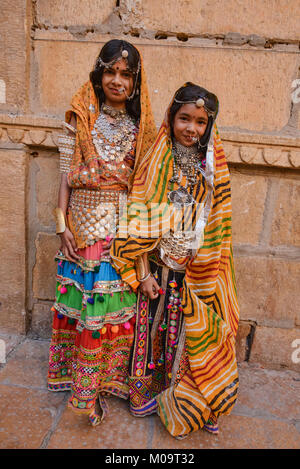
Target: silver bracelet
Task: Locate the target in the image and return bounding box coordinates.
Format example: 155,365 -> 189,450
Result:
139,272 -> 152,283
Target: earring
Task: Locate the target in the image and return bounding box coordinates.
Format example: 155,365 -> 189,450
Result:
197,140 -> 207,149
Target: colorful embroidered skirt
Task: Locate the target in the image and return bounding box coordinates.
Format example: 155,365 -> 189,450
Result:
48,241 -> 136,422
127,255 -> 213,438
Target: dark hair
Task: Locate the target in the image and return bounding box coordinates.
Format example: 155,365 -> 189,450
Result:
169,82 -> 219,148
90,39 -> 141,122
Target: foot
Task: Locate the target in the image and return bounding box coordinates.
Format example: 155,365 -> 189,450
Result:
203,414 -> 219,435
130,397 -> 158,417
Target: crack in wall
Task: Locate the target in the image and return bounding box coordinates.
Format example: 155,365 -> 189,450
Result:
245,321 -> 257,362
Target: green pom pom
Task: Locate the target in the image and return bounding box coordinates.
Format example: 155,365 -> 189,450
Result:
92,330 -> 100,339
98,295 -> 105,303
68,318 -> 75,325
94,265 -> 100,273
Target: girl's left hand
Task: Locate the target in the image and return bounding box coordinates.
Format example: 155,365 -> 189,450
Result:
139,275 -> 161,300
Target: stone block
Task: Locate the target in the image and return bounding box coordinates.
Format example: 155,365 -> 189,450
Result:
234,256 -> 300,328
30,303 -> 53,339
151,411 -> 300,449
32,232 -> 60,301
32,38 -> 100,119
35,154 -> 60,227
0,0 -> 28,113
134,0 -> 300,41
0,147 -> 27,334
47,396 -> 150,449
0,332 -> 24,358
271,178 -> 300,247
230,171 -> 268,245
0,337 -> 51,389
139,43 -> 297,132
33,33 -> 297,132
36,0 -> 116,27
0,385 -> 65,449
236,364 -> 300,422
249,325 -> 300,371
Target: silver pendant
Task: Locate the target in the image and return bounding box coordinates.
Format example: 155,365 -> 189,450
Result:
168,186 -> 195,207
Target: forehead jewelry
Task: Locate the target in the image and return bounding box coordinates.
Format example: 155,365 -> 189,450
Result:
173,96 -> 216,118
196,98 -> 205,107
96,49 -> 139,74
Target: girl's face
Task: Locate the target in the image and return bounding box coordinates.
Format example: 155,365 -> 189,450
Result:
101,58 -> 134,108
173,103 -> 208,147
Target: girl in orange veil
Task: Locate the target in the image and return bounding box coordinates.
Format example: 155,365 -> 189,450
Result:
48,39 -> 156,426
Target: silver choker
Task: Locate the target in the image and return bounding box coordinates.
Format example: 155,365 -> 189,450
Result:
101,103 -> 127,119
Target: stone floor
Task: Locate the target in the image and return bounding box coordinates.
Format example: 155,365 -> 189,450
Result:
0,332 -> 299,450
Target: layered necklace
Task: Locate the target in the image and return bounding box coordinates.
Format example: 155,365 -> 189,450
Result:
168,140 -> 206,207
91,103 -> 137,169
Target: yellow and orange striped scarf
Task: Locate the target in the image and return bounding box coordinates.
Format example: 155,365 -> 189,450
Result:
111,91 -> 240,436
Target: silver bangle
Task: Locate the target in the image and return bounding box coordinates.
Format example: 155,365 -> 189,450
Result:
139,272 -> 152,283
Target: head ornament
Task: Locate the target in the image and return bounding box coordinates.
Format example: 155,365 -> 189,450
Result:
173,90 -> 218,119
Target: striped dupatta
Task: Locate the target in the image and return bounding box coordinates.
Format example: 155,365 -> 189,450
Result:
111,99 -> 240,437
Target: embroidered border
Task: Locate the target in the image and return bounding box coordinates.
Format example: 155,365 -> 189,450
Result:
130,292 -> 150,378
54,302 -> 136,330
56,275 -> 131,295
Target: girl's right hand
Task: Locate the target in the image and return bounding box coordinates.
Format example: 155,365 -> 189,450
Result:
59,227 -> 80,263
139,275 -> 161,300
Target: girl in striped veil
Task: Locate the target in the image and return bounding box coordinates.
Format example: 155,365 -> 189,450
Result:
111,83 -> 240,438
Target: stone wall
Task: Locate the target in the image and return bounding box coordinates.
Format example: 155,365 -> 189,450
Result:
0,0 -> 299,371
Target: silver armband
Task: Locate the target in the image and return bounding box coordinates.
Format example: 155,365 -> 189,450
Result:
57,134 -> 76,173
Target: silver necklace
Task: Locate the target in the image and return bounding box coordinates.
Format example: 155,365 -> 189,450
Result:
91,104 -> 137,168
168,140 -> 205,206
170,141 -> 200,187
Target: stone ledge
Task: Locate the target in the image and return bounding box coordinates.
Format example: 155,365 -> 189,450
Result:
0,115 -> 61,149
33,29 -> 300,53
223,131 -> 300,169
0,114 -> 299,169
